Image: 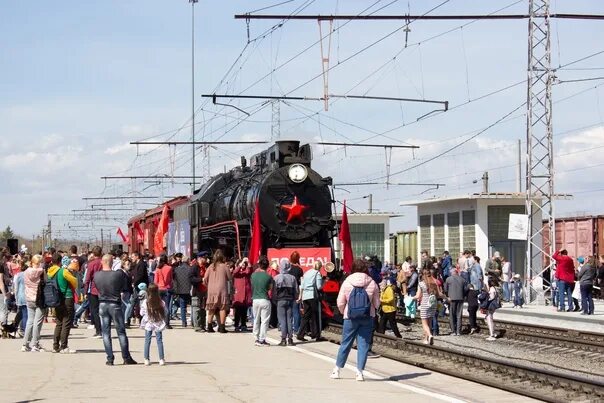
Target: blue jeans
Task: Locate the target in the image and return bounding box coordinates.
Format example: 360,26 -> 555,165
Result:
74,298 -> 90,325
144,330 -> 165,360
292,300 -> 301,333
178,295 -> 189,327
121,292 -> 133,323
99,302 -> 131,362
336,317 -> 374,371
18,305 -> 28,332
431,311 -> 439,336
502,282 -> 510,301
580,284 -> 594,314
557,280 -> 573,311
160,291 -> 172,326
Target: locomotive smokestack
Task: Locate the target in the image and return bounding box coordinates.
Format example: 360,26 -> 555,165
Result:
241,156 -> 247,168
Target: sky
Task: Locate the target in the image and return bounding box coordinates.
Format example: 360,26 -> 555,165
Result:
1,0 -> 603,243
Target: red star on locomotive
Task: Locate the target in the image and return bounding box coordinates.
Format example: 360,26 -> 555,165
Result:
281,196 -> 308,223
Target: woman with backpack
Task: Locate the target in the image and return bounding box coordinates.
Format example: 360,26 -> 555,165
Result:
330,259 -> 380,382
479,278 -> 500,341
413,268 -> 439,345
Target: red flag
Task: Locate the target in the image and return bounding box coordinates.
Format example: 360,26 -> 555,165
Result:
153,205 -> 170,255
133,221 -> 144,240
116,228 -> 129,244
339,200 -> 353,274
248,199 -> 262,265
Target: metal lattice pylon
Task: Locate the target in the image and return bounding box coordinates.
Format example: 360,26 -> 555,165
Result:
271,99 -> 281,140
525,0 -> 554,304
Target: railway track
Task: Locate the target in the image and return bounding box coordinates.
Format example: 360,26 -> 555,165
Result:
324,324 -> 604,403
396,314 -> 604,354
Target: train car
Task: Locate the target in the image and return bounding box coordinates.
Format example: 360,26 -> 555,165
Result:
542,215 -> 604,266
127,196 -> 189,255
189,140 -> 336,268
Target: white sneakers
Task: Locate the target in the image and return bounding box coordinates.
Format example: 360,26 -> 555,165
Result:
329,367 -> 364,381
60,348 -> 77,354
21,345 -> 30,352
144,359 -> 165,366
486,336 -> 497,341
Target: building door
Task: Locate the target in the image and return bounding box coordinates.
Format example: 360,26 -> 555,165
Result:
490,241 -> 526,277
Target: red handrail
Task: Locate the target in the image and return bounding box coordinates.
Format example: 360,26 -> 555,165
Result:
199,220 -> 242,260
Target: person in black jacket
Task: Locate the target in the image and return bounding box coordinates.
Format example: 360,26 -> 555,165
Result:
128,252 -> 148,326
172,256 -> 201,327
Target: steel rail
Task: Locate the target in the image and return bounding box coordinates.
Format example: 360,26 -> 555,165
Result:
324,324 -> 604,402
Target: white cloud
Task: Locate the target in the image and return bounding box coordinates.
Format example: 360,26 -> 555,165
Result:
105,142 -> 136,155
120,124 -> 155,138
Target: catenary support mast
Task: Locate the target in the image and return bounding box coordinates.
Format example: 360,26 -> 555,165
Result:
525,0 -> 554,303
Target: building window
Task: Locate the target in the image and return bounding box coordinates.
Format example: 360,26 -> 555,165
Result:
349,223 -> 385,262
447,212 -> 460,258
433,214 -> 445,255
487,205 -> 525,242
419,215 -> 431,254
462,210 -> 476,251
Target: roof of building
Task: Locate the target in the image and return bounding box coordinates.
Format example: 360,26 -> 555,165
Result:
400,192 -> 572,206
334,212 -> 401,218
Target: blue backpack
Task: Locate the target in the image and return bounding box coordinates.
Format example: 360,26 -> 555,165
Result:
348,286 -> 371,319
43,272 -> 63,308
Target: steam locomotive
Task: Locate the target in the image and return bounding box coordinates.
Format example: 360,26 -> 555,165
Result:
189,140 -> 335,259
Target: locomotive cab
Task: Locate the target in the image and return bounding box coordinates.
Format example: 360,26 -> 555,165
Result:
250,140 -> 312,171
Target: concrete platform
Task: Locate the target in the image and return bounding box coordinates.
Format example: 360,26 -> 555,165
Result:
0,322 -> 536,403
493,299 -> 604,333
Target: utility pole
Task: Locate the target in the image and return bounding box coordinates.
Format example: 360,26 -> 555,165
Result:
517,139 -> 522,192
526,0 -> 554,304
363,194 -> 373,213
482,172 -> 489,193
190,0 -> 198,194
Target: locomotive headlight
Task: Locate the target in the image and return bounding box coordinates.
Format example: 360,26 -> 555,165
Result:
288,163 -> 308,183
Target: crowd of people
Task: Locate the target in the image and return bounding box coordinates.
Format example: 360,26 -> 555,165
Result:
1,244 -> 602,380
552,250 -> 602,315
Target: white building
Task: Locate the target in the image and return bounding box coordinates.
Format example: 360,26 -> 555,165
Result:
400,193 -> 540,274
333,213 -> 396,264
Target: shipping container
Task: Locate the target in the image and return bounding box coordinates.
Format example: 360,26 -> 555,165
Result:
542,215 -> 604,266
394,231 -> 418,265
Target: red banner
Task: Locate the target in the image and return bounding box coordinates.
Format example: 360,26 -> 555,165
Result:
267,247 -> 332,276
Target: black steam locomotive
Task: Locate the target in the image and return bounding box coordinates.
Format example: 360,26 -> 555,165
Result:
189,140 -> 335,258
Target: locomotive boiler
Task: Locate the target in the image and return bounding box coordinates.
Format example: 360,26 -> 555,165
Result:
189,140 -> 335,259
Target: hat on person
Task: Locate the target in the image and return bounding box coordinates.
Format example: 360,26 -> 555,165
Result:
196,251 -> 209,258
61,255 -> 71,268
493,251 -> 501,258
577,256 -> 585,264
513,273 -> 521,279
137,283 -> 147,291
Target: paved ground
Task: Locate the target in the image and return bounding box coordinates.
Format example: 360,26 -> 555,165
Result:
487,299 -> 604,332
0,320 -> 536,403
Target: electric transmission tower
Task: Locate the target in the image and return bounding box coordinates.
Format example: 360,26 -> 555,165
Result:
525,0 -> 555,303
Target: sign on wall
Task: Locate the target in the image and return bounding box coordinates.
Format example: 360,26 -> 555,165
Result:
267,247 -> 332,276
508,213 -> 529,240
168,220 -> 191,257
